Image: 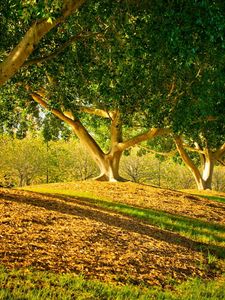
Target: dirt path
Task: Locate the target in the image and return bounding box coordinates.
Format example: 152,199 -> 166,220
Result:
0,184 -> 224,287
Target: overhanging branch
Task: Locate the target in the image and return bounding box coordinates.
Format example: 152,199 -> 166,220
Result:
182,143 -> 205,155
30,92 -> 76,126
0,0 -> 86,85
31,91 -> 106,159
24,31 -> 103,67
79,106 -> 111,118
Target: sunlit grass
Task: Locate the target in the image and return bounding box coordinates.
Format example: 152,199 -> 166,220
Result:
22,185 -> 225,259
0,266 -> 225,300
22,185 -> 99,201
8,184 -> 225,298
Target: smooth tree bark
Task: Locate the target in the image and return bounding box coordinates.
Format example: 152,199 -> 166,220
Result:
175,136 -> 225,190
31,92 -> 165,181
0,0 -> 85,86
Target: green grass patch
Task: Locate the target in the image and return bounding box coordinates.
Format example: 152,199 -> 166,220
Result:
0,266 -> 225,300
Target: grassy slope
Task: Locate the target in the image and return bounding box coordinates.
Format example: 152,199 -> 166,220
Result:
22,183 -> 225,259
1,182 -> 225,300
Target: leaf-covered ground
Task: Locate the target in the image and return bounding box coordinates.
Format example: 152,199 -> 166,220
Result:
0,182 -> 225,288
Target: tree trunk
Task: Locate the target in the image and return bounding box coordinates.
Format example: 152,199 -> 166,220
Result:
19,174 -> 24,187
175,136 -> 215,190
95,150 -> 125,182
31,93 -> 167,182
195,177 -> 210,191
87,111 -> 125,182
199,150 -> 214,190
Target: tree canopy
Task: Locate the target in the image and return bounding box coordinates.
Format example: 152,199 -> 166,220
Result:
0,0 -> 224,187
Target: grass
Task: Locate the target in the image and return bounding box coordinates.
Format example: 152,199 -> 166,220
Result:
22,186 -> 225,259
0,266 -> 225,300
11,184 -> 225,299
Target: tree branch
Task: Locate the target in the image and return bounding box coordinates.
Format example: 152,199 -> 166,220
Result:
118,128 -> 170,151
36,87 -> 111,119
30,92 -> 76,126
30,91 -> 105,159
79,106 -> 111,118
0,0 -> 86,85
24,31 -> 102,67
182,143 -> 205,154
174,135 -> 202,181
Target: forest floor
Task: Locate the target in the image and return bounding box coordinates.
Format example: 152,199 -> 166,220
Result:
0,181 -> 225,288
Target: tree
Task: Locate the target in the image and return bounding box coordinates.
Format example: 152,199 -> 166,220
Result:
30,90 -> 165,181
0,135 -> 46,186
20,1 -> 168,181
0,135 -> 98,186
1,0 -> 224,186
139,0 -> 225,190
120,146 -> 197,189
120,148 -> 162,184
0,1 -> 167,182
174,135 -> 225,190
45,139 -> 98,182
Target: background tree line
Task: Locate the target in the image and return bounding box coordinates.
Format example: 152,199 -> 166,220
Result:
0,135 -> 224,191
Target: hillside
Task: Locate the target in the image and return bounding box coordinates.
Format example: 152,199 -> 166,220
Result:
0,182 -> 225,288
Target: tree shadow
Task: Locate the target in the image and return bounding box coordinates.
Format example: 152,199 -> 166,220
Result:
1,189 -> 225,260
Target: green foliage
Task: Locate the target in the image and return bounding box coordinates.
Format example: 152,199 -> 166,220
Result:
42,113 -> 72,142
25,1 -> 225,145
0,136 -> 47,186
1,0 -> 224,181
0,135 -> 98,186
0,0 -> 63,61
45,139 -> 98,182
25,0 -> 159,126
